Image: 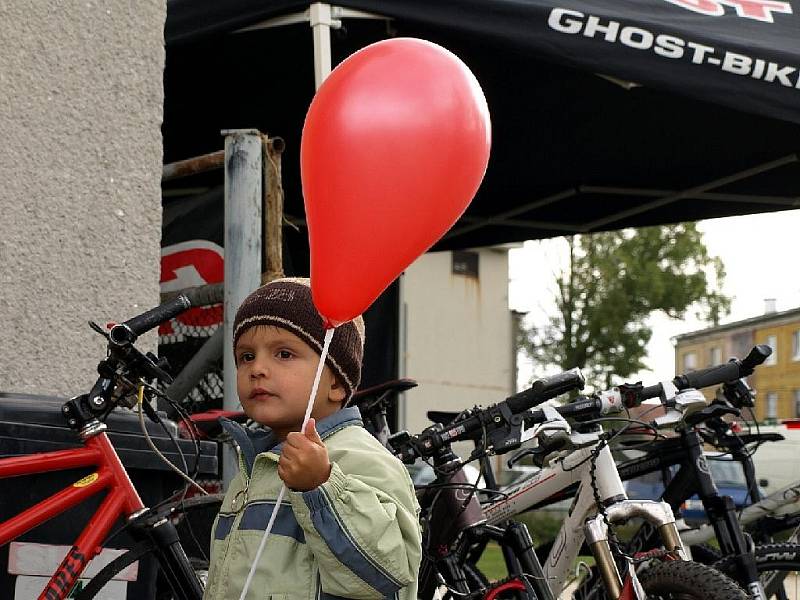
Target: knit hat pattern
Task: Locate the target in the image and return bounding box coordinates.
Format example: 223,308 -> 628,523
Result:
232,278 -> 365,399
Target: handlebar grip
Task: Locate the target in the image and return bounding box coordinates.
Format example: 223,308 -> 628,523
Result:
639,384 -> 664,401
183,283 -> 224,307
119,294 -> 192,339
506,368 -> 585,413
741,344 -> 772,373
674,361 -> 742,391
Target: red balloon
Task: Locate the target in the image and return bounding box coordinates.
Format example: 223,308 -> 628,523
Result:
301,38 -> 491,326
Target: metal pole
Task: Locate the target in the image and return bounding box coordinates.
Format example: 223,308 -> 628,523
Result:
162,150 -> 225,182
310,3 -> 335,89
222,129 -> 263,485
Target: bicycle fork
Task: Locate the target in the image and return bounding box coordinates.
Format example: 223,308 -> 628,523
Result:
583,500 -> 688,600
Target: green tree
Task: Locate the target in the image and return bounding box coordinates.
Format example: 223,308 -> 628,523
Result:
518,224 -> 731,390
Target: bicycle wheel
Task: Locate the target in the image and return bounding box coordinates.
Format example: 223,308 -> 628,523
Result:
75,539 -> 206,600
74,540 -> 156,600
638,560 -> 748,600
74,494 -> 221,600
714,543 -> 800,600
572,560 -> 747,600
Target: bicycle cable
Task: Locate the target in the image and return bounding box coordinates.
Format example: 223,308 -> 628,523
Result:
140,380 -> 203,480
141,383 -> 214,564
137,384 -> 208,496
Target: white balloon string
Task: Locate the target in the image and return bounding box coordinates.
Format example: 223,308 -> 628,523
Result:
238,327 -> 335,600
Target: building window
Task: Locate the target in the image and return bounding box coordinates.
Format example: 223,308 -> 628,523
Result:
452,251 -> 479,278
767,392 -> 778,420
793,330 -> 800,361
795,390 -> 800,418
709,346 -> 722,366
765,335 -> 777,365
683,352 -> 697,371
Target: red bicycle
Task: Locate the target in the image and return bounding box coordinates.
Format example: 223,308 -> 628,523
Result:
0,294 -> 218,600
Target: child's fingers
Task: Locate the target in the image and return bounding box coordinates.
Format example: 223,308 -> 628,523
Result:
285,431 -> 309,449
304,418 -> 324,445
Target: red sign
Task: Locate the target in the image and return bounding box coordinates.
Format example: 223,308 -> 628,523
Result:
159,241 -> 224,340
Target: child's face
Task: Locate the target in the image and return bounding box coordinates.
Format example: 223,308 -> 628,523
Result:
235,325 -> 346,440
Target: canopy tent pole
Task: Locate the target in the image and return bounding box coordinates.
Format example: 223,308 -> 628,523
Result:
234,4 -> 388,90
310,3 -> 334,89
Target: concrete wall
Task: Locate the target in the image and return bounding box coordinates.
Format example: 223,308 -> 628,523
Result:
399,248 -> 514,452
0,2 -> 166,396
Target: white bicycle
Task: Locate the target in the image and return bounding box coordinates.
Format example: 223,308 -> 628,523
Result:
390,368 -> 750,600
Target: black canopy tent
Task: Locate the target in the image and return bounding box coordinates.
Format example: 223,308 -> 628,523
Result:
164,0 -> 800,252
161,0 -> 799,391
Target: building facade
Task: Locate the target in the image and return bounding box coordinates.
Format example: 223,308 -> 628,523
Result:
674,307 -> 800,422
398,247 -> 516,455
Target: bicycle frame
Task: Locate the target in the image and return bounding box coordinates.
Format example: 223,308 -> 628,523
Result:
0,422 -> 202,600
0,430 -> 145,599
615,426 -> 773,599
481,441 -> 687,598
683,475 -> 800,546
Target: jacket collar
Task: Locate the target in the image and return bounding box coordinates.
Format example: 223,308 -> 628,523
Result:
220,406 -> 363,475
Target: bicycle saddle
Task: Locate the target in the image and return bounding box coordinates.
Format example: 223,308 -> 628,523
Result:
427,410 -> 460,425
346,378 -> 418,409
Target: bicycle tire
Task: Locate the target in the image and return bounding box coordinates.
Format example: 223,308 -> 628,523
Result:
638,560 -> 748,600
74,540 -> 156,600
571,560 -> 747,600
713,542 -> 800,599
75,494 -> 221,600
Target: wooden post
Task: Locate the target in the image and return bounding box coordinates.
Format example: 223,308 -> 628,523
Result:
262,135 -> 286,284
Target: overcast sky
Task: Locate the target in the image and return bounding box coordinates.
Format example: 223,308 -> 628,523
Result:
509,208 -> 800,391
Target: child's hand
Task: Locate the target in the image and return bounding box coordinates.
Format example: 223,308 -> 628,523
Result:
278,418 -> 332,491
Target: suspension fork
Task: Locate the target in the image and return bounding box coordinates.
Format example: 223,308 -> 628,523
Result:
127,512 -> 204,600
679,429 -> 766,599
467,522 -> 555,600
584,500 -> 688,600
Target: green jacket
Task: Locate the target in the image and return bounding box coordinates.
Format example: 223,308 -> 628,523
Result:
203,407 -> 422,600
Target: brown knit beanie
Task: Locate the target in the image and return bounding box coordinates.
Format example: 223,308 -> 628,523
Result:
232,278 -> 365,400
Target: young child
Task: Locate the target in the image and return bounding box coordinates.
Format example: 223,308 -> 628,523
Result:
203,277 -> 422,600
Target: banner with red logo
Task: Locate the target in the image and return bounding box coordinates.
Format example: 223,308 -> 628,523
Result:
160,187 -> 226,409
159,186 -> 398,406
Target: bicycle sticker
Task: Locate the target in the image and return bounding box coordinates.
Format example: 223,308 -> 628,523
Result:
73,473 -> 99,488
695,455 -> 711,475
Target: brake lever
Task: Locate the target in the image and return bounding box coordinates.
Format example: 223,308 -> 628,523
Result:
88,320 -> 111,340
684,403 -> 741,428
144,352 -> 174,385
507,448 -> 538,469
140,394 -> 162,424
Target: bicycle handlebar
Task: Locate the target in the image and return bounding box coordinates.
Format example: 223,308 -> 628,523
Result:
390,346 -> 772,464
637,345 -> 771,402
389,369 -> 585,462
529,396 -> 603,423
111,294 -> 192,343
506,368 -> 584,413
